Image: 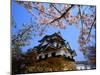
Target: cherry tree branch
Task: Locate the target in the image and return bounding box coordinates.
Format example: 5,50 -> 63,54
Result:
78,5 -> 84,36
50,4 -> 68,24
49,5 -> 74,24
86,17 -> 96,42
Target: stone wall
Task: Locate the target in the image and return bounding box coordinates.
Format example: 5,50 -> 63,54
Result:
25,56 -> 76,73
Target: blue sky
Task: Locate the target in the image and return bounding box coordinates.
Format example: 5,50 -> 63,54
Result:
11,1 -> 90,61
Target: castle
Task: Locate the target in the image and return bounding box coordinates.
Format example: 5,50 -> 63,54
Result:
33,32 -> 77,61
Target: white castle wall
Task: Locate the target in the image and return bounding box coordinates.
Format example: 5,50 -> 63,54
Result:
36,49 -> 72,60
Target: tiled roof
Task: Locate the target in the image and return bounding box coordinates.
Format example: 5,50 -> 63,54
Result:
38,32 -> 65,42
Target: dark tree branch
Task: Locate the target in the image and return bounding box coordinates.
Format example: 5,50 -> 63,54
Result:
19,25 -> 32,38
78,5 -> 96,47
33,7 -> 52,17
49,5 -> 74,24
50,4 -> 61,14
12,25 -> 32,45
86,17 -> 96,42
78,5 -> 84,36
50,4 -> 69,24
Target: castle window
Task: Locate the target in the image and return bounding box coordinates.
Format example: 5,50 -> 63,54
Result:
52,52 -> 56,57
45,54 -> 48,59
39,55 -> 42,60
